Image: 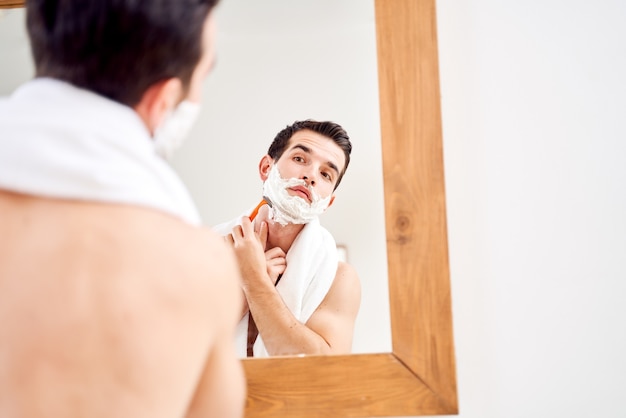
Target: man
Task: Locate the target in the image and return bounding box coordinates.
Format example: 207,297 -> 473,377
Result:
217,120 -> 361,358
0,1 -> 245,417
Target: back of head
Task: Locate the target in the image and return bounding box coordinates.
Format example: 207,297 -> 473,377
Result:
268,119 -> 352,190
26,0 -> 219,107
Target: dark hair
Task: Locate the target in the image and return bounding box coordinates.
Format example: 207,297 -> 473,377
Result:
268,120 -> 352,190
26,0 -> 219,106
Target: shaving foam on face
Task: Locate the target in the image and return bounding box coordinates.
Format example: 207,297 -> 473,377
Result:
262,165 -> 331,225
154,100 -> 200,160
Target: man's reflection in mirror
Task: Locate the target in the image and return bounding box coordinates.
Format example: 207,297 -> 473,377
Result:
216,120 -> 361,358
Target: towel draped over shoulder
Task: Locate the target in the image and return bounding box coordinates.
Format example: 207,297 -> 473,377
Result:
213,214 -> 338,357
0,78 -> 200,225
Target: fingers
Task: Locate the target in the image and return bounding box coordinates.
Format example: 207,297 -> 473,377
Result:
266,256 -> 287,285
267,259 -> 287,270
264,245 -> 286,261
265,246 -> 286,259
234,216 -> 269,249
230,219 -> 252,244
265,247 -> 286,277
237,217 -> 259,239
257,220 -> 268,249
240,216 -> 254,234
230,224 -> 244,239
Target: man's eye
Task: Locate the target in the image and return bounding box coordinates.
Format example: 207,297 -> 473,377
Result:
294,156 -> 304,162
322,172 -> 332,180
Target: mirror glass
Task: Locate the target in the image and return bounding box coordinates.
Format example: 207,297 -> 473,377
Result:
0,0 -> 392,355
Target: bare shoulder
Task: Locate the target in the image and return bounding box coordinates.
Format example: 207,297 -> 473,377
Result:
316,261 -> 361,317
117,209 -> 243,319
331,261 -> 361,301
336,261 -> 360,284
0,192 -> 243,317
108,206 -> 236,275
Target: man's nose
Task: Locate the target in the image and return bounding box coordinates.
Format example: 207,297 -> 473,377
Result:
301,174 -> 315,186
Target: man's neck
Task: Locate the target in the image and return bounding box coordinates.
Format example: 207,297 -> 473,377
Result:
255,207 -> 305,254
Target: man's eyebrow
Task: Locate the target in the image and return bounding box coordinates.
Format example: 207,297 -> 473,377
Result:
326,161 -> 340,175
289,143 -> 339,175
290,144 -> 311,154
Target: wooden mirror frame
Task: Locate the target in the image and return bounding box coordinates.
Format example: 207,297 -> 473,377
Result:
243,1 -> 457,416
0,0 -> 457,416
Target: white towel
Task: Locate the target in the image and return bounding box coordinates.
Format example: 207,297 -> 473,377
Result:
0,78 -> 201,225
214,214 -> 338,357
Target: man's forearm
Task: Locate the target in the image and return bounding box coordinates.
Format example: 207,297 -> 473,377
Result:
244,281 -> 330,356
239,290 -> 249,320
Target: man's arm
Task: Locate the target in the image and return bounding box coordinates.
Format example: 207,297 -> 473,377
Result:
236,245 -> 286,321
231,218 -> 361,356
185,336 -> 246,418
248,260 -> 360,356
185,236 -> 246,418
303,261 -> 361,352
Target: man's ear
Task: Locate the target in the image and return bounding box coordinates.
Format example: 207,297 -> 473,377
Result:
258,155 -> 274,181
134,78 -> 182,135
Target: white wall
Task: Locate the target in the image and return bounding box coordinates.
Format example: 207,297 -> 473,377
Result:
434,1 -> 626,417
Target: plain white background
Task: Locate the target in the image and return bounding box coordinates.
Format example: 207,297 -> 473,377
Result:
434,1 -> 626,417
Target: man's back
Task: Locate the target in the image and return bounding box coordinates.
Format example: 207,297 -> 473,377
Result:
0,190 -> 245,417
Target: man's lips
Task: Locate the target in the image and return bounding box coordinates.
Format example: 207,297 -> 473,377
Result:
289,186 -> 312,203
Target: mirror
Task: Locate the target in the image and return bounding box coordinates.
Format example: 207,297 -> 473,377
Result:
0,0 -> 457,416
0,0 -> 392,357
170,0 -> 392,356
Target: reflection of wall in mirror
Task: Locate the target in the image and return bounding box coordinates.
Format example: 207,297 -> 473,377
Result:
0,1 -> 391,355
171,0 -> 391,355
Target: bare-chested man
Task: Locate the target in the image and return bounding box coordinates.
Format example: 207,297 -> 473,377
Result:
0,1 -> 245,417
216,120 -> 361,358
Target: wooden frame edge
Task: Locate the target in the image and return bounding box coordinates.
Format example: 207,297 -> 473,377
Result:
243,354 -> 456,417
0,0 -> 24,9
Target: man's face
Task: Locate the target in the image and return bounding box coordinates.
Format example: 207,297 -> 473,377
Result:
184,12 -> 217,103
274,129 -> 346,203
